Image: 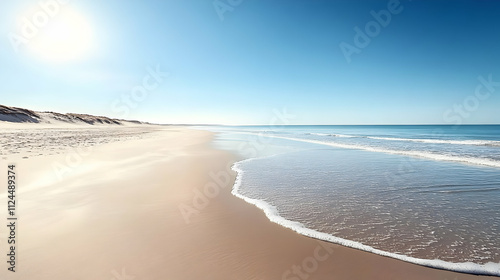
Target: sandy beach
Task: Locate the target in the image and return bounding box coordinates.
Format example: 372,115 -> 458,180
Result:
2,0 -> 499,277
0,125 -> 497,280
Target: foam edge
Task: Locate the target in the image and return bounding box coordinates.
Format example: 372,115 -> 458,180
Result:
231,160 -> 500,277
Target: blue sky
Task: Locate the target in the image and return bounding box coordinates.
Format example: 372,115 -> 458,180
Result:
1,0 -> 499,124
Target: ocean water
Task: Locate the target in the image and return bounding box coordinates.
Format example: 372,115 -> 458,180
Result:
206,125 -> 500,276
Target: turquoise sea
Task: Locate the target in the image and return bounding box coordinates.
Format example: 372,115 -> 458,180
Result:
206,125 -> 500,276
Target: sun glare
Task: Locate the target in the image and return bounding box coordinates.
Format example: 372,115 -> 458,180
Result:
21,6 -> 94,63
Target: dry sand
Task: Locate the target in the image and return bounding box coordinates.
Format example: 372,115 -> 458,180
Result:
0,125 -> 496,280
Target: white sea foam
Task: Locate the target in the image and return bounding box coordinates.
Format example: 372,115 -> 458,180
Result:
231,161 -> 500,276
305,132 -> 500,147
367,136 -> 500,147
308,133 -> 500,147
265,135 -> 500,169
309,133 -> 356,138
308,132 -> 330,136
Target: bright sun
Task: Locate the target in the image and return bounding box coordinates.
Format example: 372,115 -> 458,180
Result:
23,6 -> 94,63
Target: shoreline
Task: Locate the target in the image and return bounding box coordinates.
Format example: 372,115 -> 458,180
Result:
231,159 -> 500,277
0,125 -> 497,279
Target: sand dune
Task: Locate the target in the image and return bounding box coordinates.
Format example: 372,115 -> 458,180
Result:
0,104 -> 147,125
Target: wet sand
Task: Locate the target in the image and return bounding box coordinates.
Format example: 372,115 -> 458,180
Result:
0,125 -> 496,279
